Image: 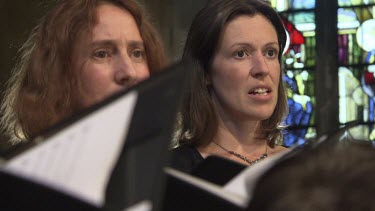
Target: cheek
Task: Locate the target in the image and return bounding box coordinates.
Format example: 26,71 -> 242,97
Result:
271,63 -> 281,83
210,57 -> 234,83
80,64 -> 110,90
212,64 -> 247,89
136,64 -> 151,82
210,68 -> 242,99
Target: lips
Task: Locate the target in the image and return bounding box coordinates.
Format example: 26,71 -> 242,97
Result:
249,87 -> 271,95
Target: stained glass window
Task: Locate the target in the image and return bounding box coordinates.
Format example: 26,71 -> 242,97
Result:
338,1 -> 375,141
271,0 -> 317,146
270,0 -> 315,11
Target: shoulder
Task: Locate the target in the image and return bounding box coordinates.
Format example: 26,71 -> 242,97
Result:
168,144 -> 204,173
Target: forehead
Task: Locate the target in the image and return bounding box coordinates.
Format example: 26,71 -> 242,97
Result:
219,14 -> 278,46
95,2 -> 131,19
72,3 -> 143,57
94,3 -> 139,32
76,3 -> 140,40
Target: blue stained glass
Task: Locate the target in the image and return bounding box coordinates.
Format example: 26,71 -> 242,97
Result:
338,8 -> 357,21
370,98 -> 374,121
271,0 -> 315,11
282,73 -> 314,146
284,74 -> 298,93
366,50 -> 375,63
293,0 -> 315,9
338,8 -> 360,29
283,99 -> 313,146
284,132 -> 308,146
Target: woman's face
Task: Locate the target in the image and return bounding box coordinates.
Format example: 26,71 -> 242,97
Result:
210,14 -> 280,122
74,3 -> 150,107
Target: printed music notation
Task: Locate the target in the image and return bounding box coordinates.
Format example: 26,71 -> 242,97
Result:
2,91 -> 138,206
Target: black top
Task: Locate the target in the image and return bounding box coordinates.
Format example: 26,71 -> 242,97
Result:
168,145 -> 247,185
168,144 -> 204,173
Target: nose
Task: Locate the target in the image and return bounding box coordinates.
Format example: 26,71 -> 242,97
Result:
250,52 -> 270,78
114,54 -> 137,87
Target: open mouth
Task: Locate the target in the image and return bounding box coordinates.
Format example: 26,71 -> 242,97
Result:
249,88 -> 271,96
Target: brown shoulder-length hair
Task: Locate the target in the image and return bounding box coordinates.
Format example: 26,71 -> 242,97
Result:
176,0 -> 288,148
0,0 -> 167,143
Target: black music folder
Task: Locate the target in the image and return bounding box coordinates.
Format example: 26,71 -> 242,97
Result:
163,156 -> 246,211
191,156 -> 246,186
163,151 -> 291,211
0,61 -> 189,211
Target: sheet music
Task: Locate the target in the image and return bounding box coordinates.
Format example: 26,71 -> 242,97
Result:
2,91 -> 138,206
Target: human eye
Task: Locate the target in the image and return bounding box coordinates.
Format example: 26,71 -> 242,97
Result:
233,49 -> 249,59
264,48 -> 279,59
131,48 -> 146,63
93,50 -> 111,60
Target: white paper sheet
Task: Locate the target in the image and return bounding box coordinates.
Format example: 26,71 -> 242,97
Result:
2,91 -> 138,206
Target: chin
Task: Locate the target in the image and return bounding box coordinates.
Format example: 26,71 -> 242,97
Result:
253,111 -> 275,121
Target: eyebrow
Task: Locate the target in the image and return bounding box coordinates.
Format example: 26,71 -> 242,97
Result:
230,42 -> 279,49
90,39 -> 145,48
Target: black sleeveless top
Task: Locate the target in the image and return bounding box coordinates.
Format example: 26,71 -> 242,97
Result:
168,144 -> 247,185
168,144 -> 204,173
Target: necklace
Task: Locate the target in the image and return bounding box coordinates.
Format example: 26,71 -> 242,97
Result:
212,141 -> 268,165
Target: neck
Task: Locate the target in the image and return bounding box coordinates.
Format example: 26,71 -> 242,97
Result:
197,117 -> 268,162
215,113 -> 263,147
196,99 -> 269,164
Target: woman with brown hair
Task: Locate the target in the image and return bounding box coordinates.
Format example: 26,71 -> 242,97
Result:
171,0 -> 289,173
0,0 -> 168,143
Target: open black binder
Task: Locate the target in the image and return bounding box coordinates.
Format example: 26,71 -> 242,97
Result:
191,155 -> 246,186
163,148 -> 292,211
163,156 -> 247,211
0,61 -> 190,211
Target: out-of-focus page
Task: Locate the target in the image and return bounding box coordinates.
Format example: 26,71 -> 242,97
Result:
1,91 -> 138,207
124,200 -> 152,211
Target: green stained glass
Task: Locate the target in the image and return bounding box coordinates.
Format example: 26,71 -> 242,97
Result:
347,125 -> 375,141
339,0 -> 375,7
305,36 -> 316,67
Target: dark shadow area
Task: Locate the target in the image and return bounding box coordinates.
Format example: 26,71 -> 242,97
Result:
0,0 -> 57,152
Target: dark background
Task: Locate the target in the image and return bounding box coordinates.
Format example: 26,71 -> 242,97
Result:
0,0 -> 58,151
